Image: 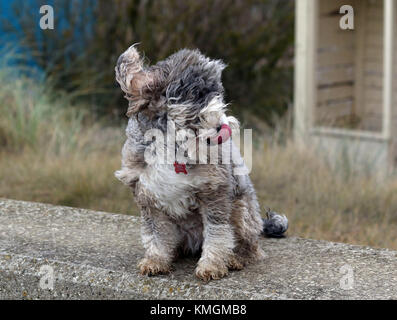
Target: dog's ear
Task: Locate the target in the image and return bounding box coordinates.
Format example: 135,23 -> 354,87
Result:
125,71 -> 159,117
115,45 -> 160,116
129,71 -> 155,96
115,45 -> 145,93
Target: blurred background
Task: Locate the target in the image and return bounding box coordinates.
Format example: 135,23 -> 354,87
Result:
1,0 -> 397,250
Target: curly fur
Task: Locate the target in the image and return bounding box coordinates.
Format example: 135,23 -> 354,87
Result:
115,46 -> 288,281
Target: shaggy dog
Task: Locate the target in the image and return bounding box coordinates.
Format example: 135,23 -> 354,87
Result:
115,45 -> 288,281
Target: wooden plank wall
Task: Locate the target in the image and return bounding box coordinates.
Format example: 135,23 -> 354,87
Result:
313,0 -> 397,168
315,0 -> 392,133
360,0 -> 384,132
315,0 -> 357,126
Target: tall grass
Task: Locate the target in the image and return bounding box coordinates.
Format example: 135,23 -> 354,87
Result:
0,53 -> 81,153
253,141 -> 397,249
0,55 -> 135,213
1,60 -> 397,250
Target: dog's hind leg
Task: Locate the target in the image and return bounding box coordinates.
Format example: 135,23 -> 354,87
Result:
229,195 -> 265,269
138,205 -> 181,276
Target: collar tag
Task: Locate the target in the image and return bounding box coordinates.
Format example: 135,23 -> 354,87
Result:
174,161 -> 188,174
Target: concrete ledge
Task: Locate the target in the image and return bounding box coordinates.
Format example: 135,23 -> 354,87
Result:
0,199 -> 396,300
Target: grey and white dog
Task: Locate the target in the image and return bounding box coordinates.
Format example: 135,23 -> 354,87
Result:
115,45 -> 288,281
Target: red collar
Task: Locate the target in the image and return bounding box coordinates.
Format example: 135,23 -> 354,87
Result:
174,161 -> 188,174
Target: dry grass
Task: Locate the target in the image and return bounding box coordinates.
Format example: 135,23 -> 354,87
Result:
0,59 -> 137,215
2,137 -> 397,250
1,63 -> 397,250
0,143 -> 135,214
253,142 -> 397,249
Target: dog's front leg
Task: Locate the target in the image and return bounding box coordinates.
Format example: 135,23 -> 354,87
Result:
138,205 -> 180,276
195,196 -> 235,281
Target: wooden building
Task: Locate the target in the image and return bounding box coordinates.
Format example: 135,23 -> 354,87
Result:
294,0 -> 396,172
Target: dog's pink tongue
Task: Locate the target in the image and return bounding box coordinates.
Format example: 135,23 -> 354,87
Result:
209,124 -> 232,145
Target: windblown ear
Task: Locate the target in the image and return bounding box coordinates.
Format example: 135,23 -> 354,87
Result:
115,45 -> 145,94
129,71 -> 155,96
125,71 -> 157,117
115,45 -> 158,116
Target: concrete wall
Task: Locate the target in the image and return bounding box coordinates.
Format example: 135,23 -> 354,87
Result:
1,199 -> 397,300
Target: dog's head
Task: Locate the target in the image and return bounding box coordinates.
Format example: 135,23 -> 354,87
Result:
115,46 -> 236,135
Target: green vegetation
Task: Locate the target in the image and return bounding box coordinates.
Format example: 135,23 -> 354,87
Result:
3,0 -> 294,123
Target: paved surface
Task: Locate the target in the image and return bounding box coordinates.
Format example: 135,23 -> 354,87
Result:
0,198 -> 396,300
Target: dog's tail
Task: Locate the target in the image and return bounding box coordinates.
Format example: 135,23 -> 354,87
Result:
262,209 -> 288,238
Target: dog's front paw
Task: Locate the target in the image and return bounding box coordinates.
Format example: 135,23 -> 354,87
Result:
195,260 -> 228,282
138,258 -> 171,276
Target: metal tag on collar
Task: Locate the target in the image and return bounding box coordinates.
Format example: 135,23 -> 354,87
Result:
174,161 -> 188,174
